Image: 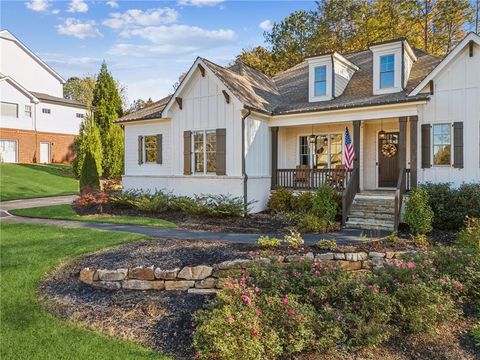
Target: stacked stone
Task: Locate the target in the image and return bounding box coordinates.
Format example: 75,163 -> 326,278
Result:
79,250 -> 416,292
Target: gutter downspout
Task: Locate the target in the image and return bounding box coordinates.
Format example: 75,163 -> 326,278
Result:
241,109 -> 251,215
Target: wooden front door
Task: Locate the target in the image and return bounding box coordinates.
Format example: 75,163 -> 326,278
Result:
378,132 -> 399,187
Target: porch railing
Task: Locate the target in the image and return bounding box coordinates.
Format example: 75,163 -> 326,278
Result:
394,168 -> 411,230
274,168 -> 352,191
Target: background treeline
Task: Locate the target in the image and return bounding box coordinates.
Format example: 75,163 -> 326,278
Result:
237,0 -> 477,76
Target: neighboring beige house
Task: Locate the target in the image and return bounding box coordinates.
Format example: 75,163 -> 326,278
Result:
117,33 -> 480,231
0,30 -> 87,164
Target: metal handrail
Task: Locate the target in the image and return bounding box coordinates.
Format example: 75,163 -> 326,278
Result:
341,167 -> 359,226
394,168 -> 407,230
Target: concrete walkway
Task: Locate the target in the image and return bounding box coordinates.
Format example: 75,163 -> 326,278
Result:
0,194 -> 388,244
2,215 -> 387,245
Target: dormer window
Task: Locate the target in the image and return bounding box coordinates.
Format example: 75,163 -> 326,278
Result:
314,66 -> 327,96
380,54 -> 394,88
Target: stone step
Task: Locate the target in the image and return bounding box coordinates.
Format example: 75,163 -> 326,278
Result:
348,211 -> 395,220
345,219 -> 395,231
350,205 -> 395,214
352,199 -> 395,206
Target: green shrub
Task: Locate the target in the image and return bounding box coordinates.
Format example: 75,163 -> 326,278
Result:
135,192 -> 172,213
109,189 -> 142,209
284,230 -> 304,248
102,124 -> 124,179
472,323 -> 480,348
421,182 -> 480,230
394,282 -> 458,334
298,213 -> 329,233
79,151 -> 100,190
311,184 -> 338,223
72,115 -> 103,178
456,217 -> 480,253
413,234 -> 429,247
257,236 -> 281,248
267,188 -> 293,214
316,239 -> 337,251
405,188 -> 433,235
384,231 -> 399,243
291,191 -> 314,213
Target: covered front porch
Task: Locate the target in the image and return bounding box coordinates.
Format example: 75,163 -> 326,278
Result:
269,115 -> 419,228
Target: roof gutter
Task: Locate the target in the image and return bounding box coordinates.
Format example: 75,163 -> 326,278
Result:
241,109 -> 251,215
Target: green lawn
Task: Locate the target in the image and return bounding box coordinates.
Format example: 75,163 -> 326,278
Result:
0,223 -> 168,360
0,164 -> 78,201
10,204 -> 177,228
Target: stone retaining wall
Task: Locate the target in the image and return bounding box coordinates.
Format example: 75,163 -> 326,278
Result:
79,250 -> 415,294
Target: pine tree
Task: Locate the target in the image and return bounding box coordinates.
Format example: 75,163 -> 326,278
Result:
102,124 -> 124,179
80,150 -> 100,191
72,115 -> 103,178
92,61 -> 124,178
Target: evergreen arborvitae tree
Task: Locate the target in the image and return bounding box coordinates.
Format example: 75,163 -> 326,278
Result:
102,124 -> 124,179
72,115 -> 103,178
92,61 -> 124,178
80,150 -> 100,191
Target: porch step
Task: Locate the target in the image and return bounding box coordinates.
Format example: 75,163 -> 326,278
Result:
345,191 -> 396,232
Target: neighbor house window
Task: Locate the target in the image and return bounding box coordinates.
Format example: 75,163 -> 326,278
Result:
433,124 -> 451,165
25,105 -> 32,117
42,108 -> 51,114
193,130 -> 216,174
144,135 -> 158,163
299,133 -> 343,168
1,102 -> 18,118
76,113 -> 84,118
380,54 -> 395,88
314,65 -> 327,96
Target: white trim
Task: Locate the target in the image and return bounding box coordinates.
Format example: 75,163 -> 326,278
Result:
0,76 -> 39,103
120,118 -> 170,126
409,32 -> 480,96
0,30 -> 66,84
431,123 -> 453,167
0,138 -> 18,163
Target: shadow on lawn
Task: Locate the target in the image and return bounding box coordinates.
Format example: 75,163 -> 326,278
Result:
16,163 -> 76,179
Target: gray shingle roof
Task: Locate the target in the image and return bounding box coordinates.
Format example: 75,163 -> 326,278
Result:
31,91 -> 86,108
118,45 -> 442,121
116,95 -> 172,123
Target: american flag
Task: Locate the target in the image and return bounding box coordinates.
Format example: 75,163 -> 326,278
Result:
344,126 -> 355,169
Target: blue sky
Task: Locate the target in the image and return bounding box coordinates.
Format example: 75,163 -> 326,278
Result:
1,0 -> 316,104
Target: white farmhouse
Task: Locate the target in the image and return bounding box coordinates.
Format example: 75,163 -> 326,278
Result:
117,33 -> 480,231
0,30 -> 87,163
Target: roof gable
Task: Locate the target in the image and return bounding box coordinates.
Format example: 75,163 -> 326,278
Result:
0,75 -> 39,102
0,30 -> 65,84
409,32 -> 480,96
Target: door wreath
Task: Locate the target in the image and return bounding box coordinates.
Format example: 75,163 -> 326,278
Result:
381,143 -> 397,158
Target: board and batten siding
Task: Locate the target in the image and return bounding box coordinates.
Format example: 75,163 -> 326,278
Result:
124,121 -> 171,176
169,70 -> 243,177
417,43 -> 480,185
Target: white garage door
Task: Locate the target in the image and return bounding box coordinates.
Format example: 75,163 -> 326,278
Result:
0,140 -> 18,163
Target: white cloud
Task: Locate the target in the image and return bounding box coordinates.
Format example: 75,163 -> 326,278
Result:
121,24 -> 235,45
25,0 -> 50,12
106,0 -> 119,8
178,0 -> 223,6
57,18 -> 102,39
259,19 -> 273,31
103,8 -> 178,29
67,0 -> 88,13
52,9 -> 60,14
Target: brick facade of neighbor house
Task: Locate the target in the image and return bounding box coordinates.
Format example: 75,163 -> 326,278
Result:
0,128 -> 76,163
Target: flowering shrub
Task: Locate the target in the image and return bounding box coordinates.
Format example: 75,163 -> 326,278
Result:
257,236 -> 281,248
284,230 -> 304,249
194,245 -> 479,358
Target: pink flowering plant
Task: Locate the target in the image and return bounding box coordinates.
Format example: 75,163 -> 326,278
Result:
193,245 -> 479,358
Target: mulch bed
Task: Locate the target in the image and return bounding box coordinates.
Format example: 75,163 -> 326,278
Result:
78,207 -> 297,234
39,237 -> 477,360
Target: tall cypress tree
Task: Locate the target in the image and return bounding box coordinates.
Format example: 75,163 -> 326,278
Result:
92,61 -> 124,178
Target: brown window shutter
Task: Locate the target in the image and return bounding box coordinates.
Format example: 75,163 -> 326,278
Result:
138,136 -> 143,165
216,128 -> 226,175
156,134 -> 163,164
453,122 -> 463,168
183,131 -> 192,175
421,124 -> 431,168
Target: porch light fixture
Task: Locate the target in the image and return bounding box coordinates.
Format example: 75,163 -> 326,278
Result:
309,125 -> 316,145
379,119 -> 386,140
